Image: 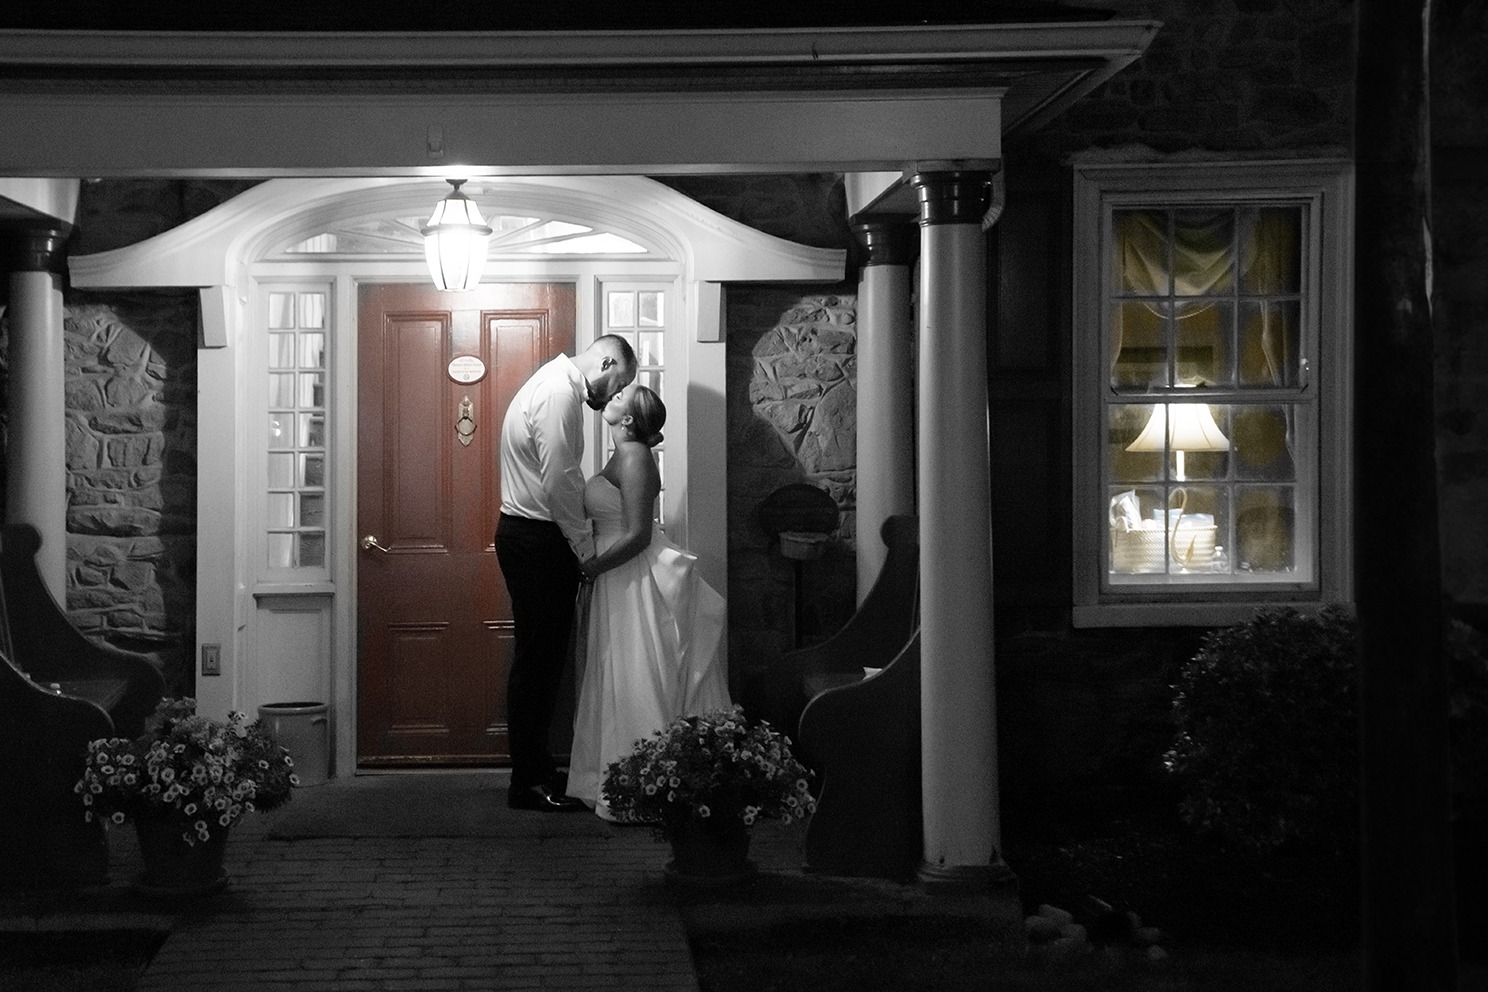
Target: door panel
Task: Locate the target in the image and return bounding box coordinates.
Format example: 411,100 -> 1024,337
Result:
357,283 -> 575,766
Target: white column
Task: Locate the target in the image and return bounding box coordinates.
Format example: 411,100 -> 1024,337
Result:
912,170 -> 1013,892
192,287 -> 242,724
853,221 -> 917,600
6,232 -> 70,601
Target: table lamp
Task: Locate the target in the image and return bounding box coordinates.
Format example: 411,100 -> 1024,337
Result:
1126,400 -> 1230,481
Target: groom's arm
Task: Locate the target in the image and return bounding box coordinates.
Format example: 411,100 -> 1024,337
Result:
529,384 -> 594,561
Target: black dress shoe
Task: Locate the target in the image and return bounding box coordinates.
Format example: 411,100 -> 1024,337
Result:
508,784 -> 587,812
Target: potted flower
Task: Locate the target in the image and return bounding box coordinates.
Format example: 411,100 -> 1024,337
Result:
75,697 -> 297,895
601,706 -> 817,884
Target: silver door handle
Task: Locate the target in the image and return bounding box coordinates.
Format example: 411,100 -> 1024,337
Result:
360,534 -> 391,553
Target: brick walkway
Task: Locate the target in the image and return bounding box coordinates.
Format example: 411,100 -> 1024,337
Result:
4,773 -> 1024,991
3,773 -> 814,992
141,824 -> 701,990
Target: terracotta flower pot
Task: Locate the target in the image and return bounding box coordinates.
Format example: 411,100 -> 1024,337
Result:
664,817 -> 755,888
132,818 -> 230,898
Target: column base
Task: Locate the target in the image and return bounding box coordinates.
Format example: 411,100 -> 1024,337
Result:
917,856 -> 1020,899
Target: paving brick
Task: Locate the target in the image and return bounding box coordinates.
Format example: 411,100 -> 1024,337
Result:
11,776 -> 1008,992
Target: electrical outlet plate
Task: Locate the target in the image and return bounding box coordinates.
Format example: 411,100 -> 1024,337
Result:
201,643 -> 221,676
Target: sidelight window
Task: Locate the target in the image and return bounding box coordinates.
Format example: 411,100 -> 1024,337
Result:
601,284 -> 668,525
265,288 -> 330,572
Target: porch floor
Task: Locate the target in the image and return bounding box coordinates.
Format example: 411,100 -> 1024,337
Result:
1,771 -> 1020,991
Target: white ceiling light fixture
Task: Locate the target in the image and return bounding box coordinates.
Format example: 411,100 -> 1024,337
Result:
422,179 -> 492,291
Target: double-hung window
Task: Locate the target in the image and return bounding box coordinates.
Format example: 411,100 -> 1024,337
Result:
1072,161 -> 1353,625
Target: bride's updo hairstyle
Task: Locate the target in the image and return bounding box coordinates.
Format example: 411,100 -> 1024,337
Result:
628,385 -> 666,448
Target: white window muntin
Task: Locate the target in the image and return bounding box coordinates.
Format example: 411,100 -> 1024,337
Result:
598,279 -> 674,528
259,281 -> 334,581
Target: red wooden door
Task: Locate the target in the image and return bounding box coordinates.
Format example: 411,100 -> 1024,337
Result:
356,282 -> 575,766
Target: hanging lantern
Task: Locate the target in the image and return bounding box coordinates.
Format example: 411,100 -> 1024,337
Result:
422,179 -> 492,291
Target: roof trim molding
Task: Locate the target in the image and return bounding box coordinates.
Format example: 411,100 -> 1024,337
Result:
3,22 -> 1158,72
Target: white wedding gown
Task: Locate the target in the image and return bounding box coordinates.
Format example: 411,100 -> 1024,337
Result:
566,475 -> 732,817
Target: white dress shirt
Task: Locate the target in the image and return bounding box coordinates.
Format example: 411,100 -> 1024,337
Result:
499,354 -> 595,560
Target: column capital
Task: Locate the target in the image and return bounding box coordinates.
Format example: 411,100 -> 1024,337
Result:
0,221 -> 72,273
910,171 -> 992,228
854,220 -> 917,268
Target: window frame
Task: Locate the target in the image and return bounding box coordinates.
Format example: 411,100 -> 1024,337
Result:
1071,159 -> 1354,627
256,280 -> 335,585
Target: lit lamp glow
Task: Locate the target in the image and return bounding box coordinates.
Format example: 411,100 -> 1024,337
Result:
422,179 -> 492,291
1126,401 -> 1230,481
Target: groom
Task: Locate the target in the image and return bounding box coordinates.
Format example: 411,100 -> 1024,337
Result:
496,335 -> 637,812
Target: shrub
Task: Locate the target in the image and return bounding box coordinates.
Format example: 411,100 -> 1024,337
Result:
1166,606 -> 1488,854
1164,606 -> 1359,855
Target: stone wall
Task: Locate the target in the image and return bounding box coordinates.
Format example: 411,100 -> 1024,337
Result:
1029,0 -> 1355,159
656,175 -> 864,673
59,180 -> 256,693
67,292 -> 198,694
0,290 -> 199,693
71,179 -> 261,256
725,289 -> 859,671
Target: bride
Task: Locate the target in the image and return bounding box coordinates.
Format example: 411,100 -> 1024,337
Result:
566,383 -> 732,819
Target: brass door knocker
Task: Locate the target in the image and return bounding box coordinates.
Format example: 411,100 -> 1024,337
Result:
456,395 -> 476,446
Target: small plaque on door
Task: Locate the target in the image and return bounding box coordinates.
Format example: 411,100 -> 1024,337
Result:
447,355 -> 486,384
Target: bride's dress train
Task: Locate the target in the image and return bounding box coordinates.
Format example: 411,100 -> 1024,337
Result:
566,475 -> 732,817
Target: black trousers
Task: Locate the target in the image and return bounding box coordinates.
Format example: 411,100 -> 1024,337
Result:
495,514 -> 581,793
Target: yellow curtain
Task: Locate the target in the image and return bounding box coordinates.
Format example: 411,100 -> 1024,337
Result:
1112,208 -> 1295,384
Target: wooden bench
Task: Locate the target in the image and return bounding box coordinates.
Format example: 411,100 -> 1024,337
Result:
798,629 -> 922,880
745,514 -> 919,766
744,514 -> 923,880
1,524 -> 165,739
0,523 -> 166,889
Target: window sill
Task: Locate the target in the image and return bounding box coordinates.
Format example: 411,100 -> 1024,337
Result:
1073,599 -> 1349,628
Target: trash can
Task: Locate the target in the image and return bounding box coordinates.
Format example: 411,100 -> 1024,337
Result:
257,702 -> 329,786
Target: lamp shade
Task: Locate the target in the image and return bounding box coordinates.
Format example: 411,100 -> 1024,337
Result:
1126,402 -> 1231,454
422,180 -> 492,291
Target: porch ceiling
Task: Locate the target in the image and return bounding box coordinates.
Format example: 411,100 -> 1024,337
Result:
0,22 -> 1157,177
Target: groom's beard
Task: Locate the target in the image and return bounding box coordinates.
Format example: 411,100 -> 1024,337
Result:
585,381 -> 607,410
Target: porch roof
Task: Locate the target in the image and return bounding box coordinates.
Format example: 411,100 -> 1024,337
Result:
0,20 -> 1157,177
